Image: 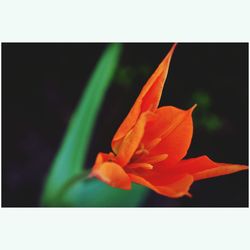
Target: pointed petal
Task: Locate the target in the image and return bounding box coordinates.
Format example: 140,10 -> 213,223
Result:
115,112 -> 154,166
90,161 -> 131,190
112,44 -> 176,152
143,105 -> 195,168
129,173 -> 193,198
193,164 -> 248,181
174,155 -> 248,181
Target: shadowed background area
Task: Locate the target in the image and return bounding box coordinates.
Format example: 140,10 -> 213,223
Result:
2,43 -> 248,207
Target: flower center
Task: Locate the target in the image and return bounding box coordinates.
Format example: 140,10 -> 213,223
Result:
129,139 -> 168,171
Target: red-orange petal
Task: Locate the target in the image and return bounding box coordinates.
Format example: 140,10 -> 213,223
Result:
90,162 -> 131,190
129,173 -> 193,198
193,164 -> 248,181
112,44 -> 176,153
94,152 -> 113,165
142,105 -> 195,168
115,112 -> 154,166
174,155 -> 248,181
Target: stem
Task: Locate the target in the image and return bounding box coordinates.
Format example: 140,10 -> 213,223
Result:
56,171 -> 90,203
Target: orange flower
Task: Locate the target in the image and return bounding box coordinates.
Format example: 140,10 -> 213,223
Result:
89,44 -> 248,198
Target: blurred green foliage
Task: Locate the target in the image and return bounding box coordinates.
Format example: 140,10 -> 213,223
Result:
191,90 -> 223,133
201,114 -> 223,132
59,180 -> 149,207
41,44 -> 149,207
115,64 -> 152,87
192,90 -> 211,110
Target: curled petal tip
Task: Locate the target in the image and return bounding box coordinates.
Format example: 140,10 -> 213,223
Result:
170,43 -> 177,53
189,104 -> 197,113
164,43 -> 177,61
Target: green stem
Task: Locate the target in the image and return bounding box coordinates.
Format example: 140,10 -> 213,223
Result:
55,171 -> 90,204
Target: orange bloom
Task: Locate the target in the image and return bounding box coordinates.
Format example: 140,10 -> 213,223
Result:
89,44 -> 248,198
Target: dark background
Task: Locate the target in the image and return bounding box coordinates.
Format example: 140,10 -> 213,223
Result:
2,43 -> 248,207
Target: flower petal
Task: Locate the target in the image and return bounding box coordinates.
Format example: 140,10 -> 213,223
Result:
174,155 -> 248,181
116,112 -> 154,166
193,164 -> 248,181
112,44 -> 176,152
94,152 -> 114,165
129,173 -> 193,198
142,105 -> 195,168
90,161 -> 131,190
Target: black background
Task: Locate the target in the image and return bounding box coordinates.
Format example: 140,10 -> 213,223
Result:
2,43 -> 248,207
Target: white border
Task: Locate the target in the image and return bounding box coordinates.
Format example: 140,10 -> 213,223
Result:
0,0 -> 250,42
1,0 -> 250,249
0,208 -> 249,250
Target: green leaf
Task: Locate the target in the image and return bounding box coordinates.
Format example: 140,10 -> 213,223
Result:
41,44 -> 122,205
57,179 -> 149,207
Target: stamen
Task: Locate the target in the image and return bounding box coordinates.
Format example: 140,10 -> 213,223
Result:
134,143 -> 149,155
141,154 -> 168,164
146,138 -> 162,151
135,148 -> 149,155
127,163 -> 154,170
